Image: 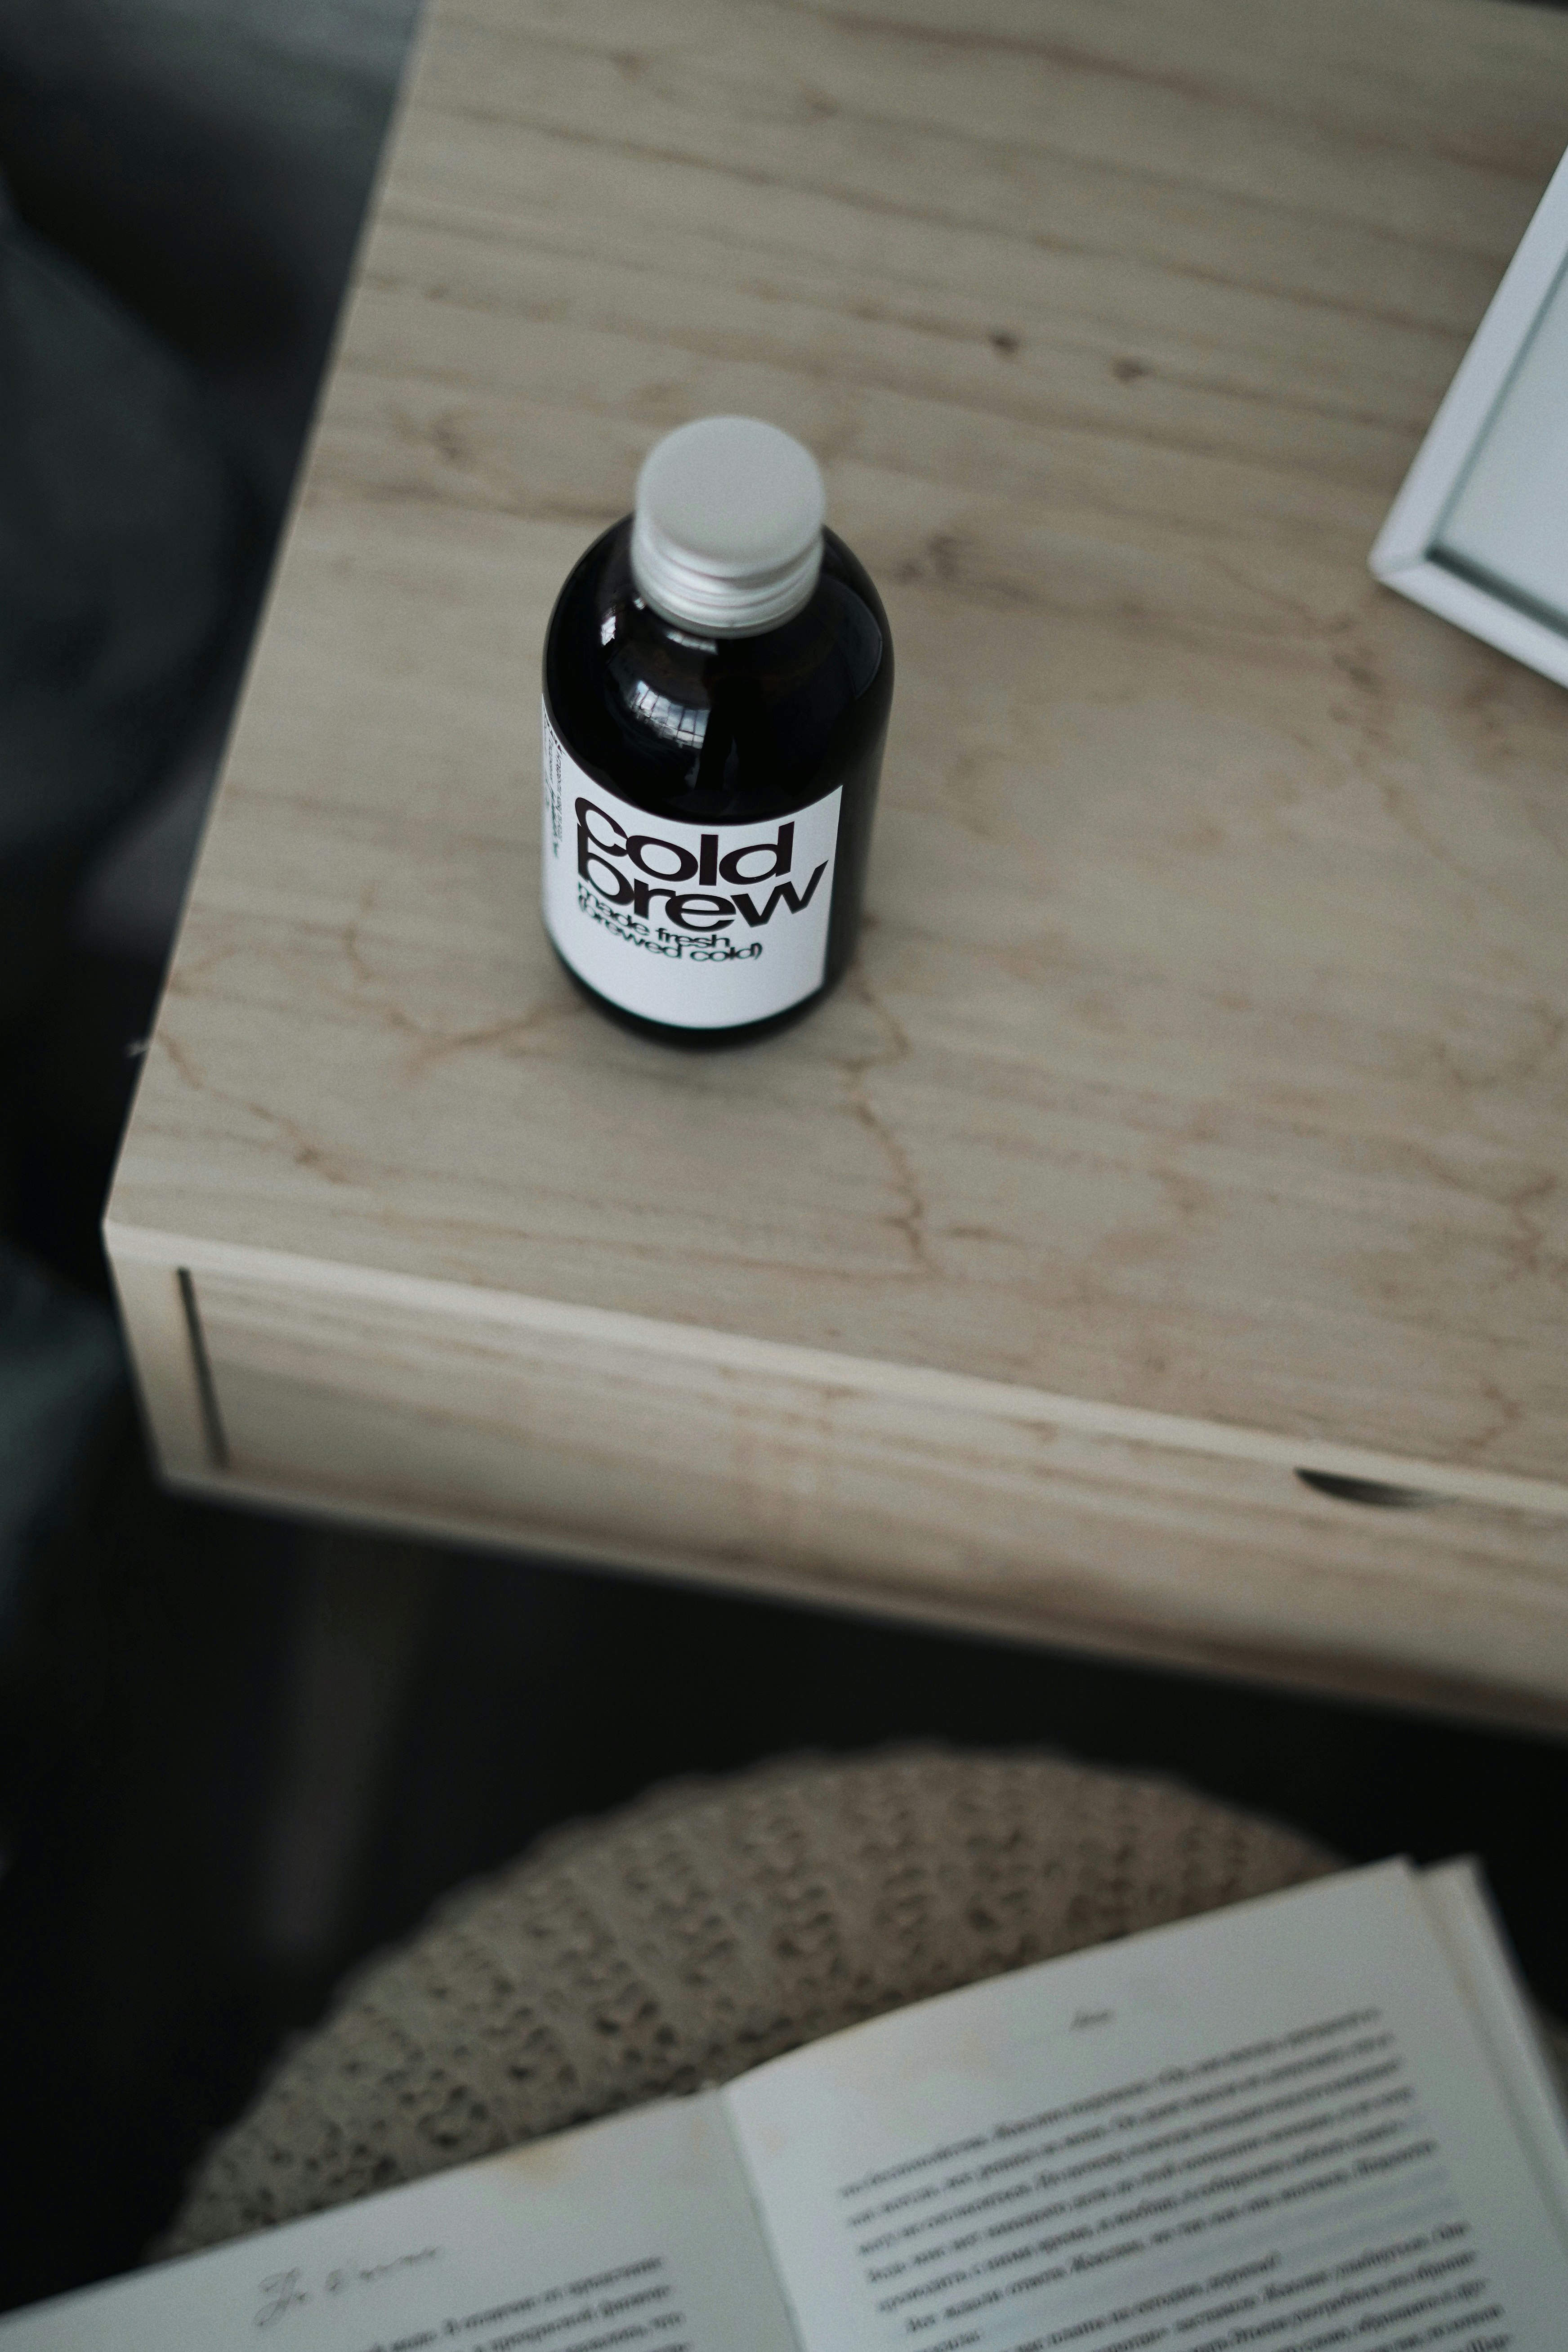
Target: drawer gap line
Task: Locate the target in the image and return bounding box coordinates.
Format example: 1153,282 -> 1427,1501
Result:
179,1268 -> 231,1473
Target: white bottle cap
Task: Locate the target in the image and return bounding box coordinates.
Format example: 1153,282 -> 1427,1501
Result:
630,416 -> 826,637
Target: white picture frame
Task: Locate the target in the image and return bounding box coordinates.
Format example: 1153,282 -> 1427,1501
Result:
1371,145 -> 1568,688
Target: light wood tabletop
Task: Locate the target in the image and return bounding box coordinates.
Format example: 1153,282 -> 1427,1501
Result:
107,0 -> 1568,1730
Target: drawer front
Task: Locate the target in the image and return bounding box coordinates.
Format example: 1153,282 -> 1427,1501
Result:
112,1262 -> 1568,1733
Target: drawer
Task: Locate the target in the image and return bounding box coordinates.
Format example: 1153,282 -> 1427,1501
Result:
112,1256 -> 1568,1733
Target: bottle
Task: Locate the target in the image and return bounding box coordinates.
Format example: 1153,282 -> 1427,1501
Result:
541,416 -> 893,1043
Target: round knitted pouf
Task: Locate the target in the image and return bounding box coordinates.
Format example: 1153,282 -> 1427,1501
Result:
165,1747 -> 1347,2255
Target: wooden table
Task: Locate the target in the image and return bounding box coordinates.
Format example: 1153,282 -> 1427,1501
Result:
106,0 -> 1568,1732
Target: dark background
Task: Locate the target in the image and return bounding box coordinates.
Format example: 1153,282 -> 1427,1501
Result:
1,0 -> 1564,2320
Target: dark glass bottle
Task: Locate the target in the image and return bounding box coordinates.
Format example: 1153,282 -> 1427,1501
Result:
540,418 -> 893,1046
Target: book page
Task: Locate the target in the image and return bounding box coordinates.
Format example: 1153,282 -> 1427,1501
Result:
1416,1859 -> 1568,2242
0,2093 -> 799,2352
724,1860 -> 1568,2352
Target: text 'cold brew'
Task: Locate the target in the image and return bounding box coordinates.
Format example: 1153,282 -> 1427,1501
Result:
541,417 -> 894,1040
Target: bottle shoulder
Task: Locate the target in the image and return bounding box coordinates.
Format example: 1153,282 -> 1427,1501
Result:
543,521 -> 893,826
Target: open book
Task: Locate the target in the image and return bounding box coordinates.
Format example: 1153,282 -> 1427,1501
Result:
5,1858 -> 1566,2348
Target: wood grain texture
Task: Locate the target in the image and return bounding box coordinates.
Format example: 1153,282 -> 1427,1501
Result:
106,0 -> 1568,1716
162,1255 -> 1568,1732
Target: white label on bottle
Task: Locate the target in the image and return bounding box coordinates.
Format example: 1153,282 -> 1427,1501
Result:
541,704 -> 841,1029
